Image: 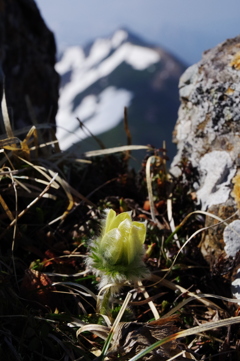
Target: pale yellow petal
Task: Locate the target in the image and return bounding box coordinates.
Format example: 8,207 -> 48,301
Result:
125,223 -> 146,264
100,228 -> 124,265
117,219 -> 132,264
110,211 -> 131,230
103,209 -> 116,235
131,222 -> 146,244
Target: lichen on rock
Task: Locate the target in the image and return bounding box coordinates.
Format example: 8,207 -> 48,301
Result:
171,36 -> 240,273
171,37 -> 240,201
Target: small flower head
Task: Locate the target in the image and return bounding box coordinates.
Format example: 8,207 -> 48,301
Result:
87,209 -> 149,288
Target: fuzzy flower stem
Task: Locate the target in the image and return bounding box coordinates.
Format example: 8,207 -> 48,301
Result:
99,287 -> 112,315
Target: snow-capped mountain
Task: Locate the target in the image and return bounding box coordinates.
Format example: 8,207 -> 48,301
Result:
56,29 -> 186,162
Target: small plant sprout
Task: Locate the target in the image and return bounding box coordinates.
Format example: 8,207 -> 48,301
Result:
86,209 -> 150,294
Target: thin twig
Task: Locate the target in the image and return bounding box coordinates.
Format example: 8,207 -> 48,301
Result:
0,173 -> 58,239
137,280 -> 160,320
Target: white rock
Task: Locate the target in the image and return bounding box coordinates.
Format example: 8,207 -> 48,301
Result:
196,151 -> 236,210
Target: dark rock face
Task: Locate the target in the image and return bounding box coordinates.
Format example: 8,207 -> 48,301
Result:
0,0 -> 59,136
171,36 -> 240,267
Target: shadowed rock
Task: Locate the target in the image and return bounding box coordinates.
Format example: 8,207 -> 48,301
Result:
0,0 -> 59,138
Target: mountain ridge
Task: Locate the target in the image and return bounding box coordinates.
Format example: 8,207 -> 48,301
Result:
56,28 -> 187,165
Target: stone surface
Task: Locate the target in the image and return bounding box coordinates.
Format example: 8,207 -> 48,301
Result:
0,0 -> 59,137
171,36 -> 240,267
223,219 -> 240,258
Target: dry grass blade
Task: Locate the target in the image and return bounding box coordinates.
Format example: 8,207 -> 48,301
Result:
128,315 -> 240,361
146,155 -> 165,229
47,170 -> 95,224
4,169 -> 35,194
0,168 -> 18,176
52,281 -> 97,300
0,148 -> 14,169
123,107 -> 132,146
100,292 -> 133,358
161,216 -> 231,284
44,269 -> 88,278
1,77 -> 15,145
76,292 -> 132,361
47,170 -> 74,223
29,138 -> 59,151
151,274 -> 223,311
77,292 -> 133,360
166,209 -> 240,245
96,283 -> 117,312
123,107 -> 132,162
158,208 -> 240,286
14,174 -> 58,188
167,198 -> 179,247
0,123 -> 55,142
76,324 -> 109,340
10,165 -> 18,285
50,150 -> 92,165
2,126 -> 38,159
146,156 -> 157,224
0,194 -> 14,221
163,292 -> 240,320
84,145 -> 151,157
77,117 -> 105,150
17,156 -> 59,188
0,172 -> 58,239
0,137 -> 21,148
137,280 -> 160,320
14,158 -> 95,226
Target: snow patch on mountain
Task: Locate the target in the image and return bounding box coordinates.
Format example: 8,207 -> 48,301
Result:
111,29 -> 128,48
60,43 -> 159,76
57,86 -> 133,150
56,47 -> 85,74
56,29 -> 161,150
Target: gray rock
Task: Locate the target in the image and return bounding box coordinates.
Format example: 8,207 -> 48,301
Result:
171,36 -> 240,269
171,35 -> 240,210
223,219 -> 240,258
171,37 -> 240,199
197,150 -> 236,210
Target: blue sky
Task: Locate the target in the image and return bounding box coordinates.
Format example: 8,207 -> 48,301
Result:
35,0 -> 240,64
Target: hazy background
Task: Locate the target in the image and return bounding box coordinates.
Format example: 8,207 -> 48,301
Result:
35,0 -> 240,65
